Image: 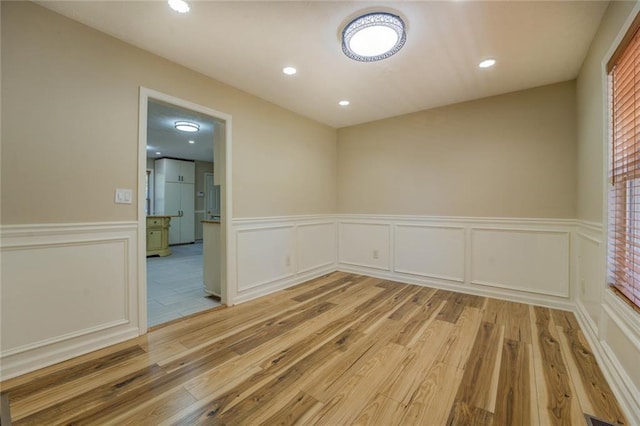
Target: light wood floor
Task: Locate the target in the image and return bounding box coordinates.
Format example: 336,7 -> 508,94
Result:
0,272 -> 627,425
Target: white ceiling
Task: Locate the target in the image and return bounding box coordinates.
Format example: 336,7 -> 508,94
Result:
39,1 -> 609,128
147,99 -> 216,163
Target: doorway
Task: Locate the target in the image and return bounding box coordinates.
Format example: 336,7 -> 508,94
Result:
138,88 -> 232,332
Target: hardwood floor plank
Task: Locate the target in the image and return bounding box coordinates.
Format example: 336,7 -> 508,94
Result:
435,307 -> 484,368
401,361 -> 464,425
381,318 -> 455,405
392,297 -> 446,347
13,364 -> 167,425
446,400 -> 494,426
229,301 -> 337,354
388,286 -> 436,321
352,393 -> 406,426
451,321 -> 504,413
553,312 -> 627,425
253,391 -> 323,425
11,352 -> 159,421
158,364 -> 262,426
494,338 -> 531,426
531,306 -> 584,425
291,273 -> 366,302
304,342 -> 407,426
2,275 -> 627,426
6,346 -> 146,404
438,293 -> 483,323
104,386 -> 197,426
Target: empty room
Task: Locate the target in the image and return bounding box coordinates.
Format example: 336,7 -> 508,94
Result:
1,1 -> 639,425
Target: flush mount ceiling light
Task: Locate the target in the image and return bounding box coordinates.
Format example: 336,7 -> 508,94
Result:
168,0 -> 190,13
174,121 -> 199,132
479,58 -> 496,69
342,12 -> 406,62
282,66 -> 297,75
339,100 -> 350,106
188,140 -> 195,144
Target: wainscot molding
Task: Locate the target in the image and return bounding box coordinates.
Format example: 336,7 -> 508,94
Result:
336,214 -> 573,304
574,220 -> 640,424
337,264 -> 575,311
575,295 -> 640,425
231,216 -> 337,305
0,222 -> 139,381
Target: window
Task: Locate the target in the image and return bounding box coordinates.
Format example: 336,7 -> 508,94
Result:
608,14 -> 640,310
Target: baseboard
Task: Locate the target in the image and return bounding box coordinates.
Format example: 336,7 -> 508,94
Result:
232,264 -> 337,305
0,325 -> 139,381
574,301 -> 640,425
337,264 -> 575,311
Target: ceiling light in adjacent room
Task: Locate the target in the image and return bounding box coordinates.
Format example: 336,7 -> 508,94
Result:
156,151 -> 162,155
479,58 -> 496,68
342,12 -> 406,62
168,0 -> 190,13
188,140 -> 195,144
283,66 -> 297,75
339,100 -> 350,106
174,121 -> 199,132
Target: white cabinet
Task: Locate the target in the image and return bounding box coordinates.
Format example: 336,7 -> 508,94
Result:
163,159 -> 195,184
155,159 -> 195,245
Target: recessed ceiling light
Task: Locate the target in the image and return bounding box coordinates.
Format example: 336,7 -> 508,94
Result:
168,0 -> 190,13
342,12 -> 406,62
156,151 -> 162,155
188,140 -> 195,144
339,100 -> 350,106
283,67 -> 297,75
478,58 -> 496,69
175,121 -> 199,132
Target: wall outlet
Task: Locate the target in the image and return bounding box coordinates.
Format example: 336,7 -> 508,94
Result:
373,250 -> 379,260
285,255 -> 291,267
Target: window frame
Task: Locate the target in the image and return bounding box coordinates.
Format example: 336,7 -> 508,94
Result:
606,11 -> 640,312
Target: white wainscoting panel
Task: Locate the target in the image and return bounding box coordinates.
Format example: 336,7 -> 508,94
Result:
470,228 -> 570,298
0,222 -> 139,380
575,231 -> 604,328
337,215 -> 574,309
297,222 -> 336,274
232,216 -> 337,304
394,224 -> 465,282
236,225 -> 296,292
573,221 -> 640,425
338,222 -> 391,270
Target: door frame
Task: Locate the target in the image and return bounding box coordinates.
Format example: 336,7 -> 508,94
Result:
137,87 -> 233,333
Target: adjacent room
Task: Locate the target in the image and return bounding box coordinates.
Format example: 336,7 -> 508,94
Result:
1,0 -> 639,425
144,99 -> 223,327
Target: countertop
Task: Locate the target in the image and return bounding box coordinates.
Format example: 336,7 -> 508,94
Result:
202,220 -> 221,224
147,215 -> 173,218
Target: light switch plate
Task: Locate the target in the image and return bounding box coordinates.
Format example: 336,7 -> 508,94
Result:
115,188 -> 133,204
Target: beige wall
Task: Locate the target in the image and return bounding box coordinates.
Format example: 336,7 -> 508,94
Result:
1,2 -> 337,224
337,81 -> 577,218
576,1 -> 636,223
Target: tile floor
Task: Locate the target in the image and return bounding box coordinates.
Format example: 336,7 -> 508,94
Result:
147,241 -> 221,327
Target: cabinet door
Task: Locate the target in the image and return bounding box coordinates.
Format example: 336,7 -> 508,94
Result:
147,229 -> 162,250
180,184 -> 195,243
164,159 -> 182,182
165,182 -> 182,245
181,161 -> 195,184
